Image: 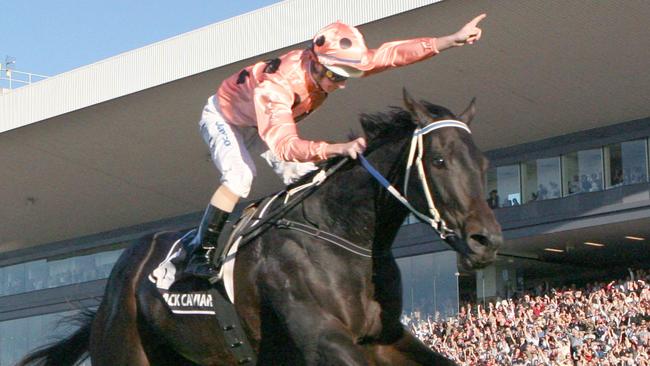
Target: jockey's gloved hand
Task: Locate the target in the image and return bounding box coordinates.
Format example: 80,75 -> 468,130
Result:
326,137 -> 367,159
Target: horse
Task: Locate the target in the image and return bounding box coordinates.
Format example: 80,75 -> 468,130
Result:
17,89 -> 502,366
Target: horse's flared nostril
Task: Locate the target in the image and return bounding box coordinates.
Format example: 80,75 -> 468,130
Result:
469,233 -> 490,247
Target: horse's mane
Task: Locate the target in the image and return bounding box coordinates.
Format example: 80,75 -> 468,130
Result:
286,101 -> 455,189
360,101 -> 456,154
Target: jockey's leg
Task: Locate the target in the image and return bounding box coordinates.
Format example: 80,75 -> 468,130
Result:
185,185 -> 238,279
187,96 -> 254,279
369,330 -> 457,366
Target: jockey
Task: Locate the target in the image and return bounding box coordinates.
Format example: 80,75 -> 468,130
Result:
186,14 -> 486,279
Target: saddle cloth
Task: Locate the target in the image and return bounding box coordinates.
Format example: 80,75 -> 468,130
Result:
148,192 -> 283,314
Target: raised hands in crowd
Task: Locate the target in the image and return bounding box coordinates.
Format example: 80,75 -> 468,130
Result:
403,269 -> 650,365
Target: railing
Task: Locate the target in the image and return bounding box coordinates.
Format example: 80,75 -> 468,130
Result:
0,66 -> 48,90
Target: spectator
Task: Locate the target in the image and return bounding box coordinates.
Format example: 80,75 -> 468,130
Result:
568,175 -> 581,194
487,189 -> 499,209
402,268 -> 650,365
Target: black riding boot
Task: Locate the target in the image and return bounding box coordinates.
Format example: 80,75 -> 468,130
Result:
185,204 -> 229,279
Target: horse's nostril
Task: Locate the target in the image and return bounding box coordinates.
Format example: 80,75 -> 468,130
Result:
470,234 -> 490,247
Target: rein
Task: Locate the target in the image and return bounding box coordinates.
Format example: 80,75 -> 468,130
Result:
236,119 -> 471,258
237,157 -> 350,240
359,119 -> 471,239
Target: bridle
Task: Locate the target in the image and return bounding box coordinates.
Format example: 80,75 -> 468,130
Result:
235,118 -> 473,258
359,119 -> 471,239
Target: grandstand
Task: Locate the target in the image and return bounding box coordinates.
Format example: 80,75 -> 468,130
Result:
2,1 -> 650,364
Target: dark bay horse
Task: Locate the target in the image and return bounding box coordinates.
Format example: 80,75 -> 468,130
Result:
18,89 -> 502,366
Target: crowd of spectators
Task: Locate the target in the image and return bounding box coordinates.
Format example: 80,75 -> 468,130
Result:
403,269 -> 650,365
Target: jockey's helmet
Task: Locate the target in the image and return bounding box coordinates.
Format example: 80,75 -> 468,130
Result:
311,21 -> 372,78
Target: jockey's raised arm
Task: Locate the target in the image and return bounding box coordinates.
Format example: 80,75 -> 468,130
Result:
185,14 -> 487,280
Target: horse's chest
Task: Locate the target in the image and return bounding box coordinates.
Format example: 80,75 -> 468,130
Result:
360,300 -> 384,337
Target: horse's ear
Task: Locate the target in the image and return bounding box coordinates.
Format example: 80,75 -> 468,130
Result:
402,88 -> 432,127
458,97 -> 476,126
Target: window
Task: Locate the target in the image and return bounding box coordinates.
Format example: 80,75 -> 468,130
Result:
0,311 -> 91,366
522,157 -> 561,203
397,251 -> 459,321
562,149 -> 603,195
0,248 -> 125,298
486,165 -> 521,208
604,139 -> 648,188
485,137 -> 650,205
24,260 -> 47,292
0,263 -> 26,297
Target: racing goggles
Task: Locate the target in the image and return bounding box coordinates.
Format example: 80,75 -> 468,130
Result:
324,69 -> 348,83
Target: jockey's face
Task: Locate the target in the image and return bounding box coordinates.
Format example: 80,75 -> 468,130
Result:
311,61 -> 347,92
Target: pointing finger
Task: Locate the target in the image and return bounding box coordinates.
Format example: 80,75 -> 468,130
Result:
470,13 -> 487,26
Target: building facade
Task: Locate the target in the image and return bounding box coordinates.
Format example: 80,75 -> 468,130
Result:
2,1 -> 650,364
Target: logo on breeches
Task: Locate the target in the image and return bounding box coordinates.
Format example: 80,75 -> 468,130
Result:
216,122 -> 232,147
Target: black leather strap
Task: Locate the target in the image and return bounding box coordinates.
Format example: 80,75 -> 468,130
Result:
238,157 -> 350,241
209,285 -> 257,365
275,219 -> 388,258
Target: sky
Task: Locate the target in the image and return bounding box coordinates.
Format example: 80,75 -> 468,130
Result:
0,0 -> 283,77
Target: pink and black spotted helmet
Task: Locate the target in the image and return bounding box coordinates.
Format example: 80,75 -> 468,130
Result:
311,21 -> 373,78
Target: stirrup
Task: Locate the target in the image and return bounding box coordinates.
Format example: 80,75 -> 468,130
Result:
185,247 -> 219,279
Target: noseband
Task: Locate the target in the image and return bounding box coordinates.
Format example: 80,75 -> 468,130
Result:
359,119 -> 471,239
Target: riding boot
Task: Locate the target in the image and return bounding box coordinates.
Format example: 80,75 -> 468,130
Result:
185,204 -> 229,279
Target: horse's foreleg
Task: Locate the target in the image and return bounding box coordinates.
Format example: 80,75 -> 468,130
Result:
370,330 -> 457,366
312,326 -> 371,366
265,304 -> 370,366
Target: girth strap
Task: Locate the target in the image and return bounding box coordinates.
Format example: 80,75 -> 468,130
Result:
208,285 -> 257,365
275,219 -> 383,258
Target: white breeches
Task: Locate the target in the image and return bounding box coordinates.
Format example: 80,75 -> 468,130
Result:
199,96 -> 317,198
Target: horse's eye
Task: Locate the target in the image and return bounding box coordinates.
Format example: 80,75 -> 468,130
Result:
432,156 -> 445,167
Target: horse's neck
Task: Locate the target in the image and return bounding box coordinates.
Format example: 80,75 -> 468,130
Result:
302,139 -> 411,252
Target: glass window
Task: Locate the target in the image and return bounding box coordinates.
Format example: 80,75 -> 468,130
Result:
74,254 -> 97,283
604,139 -> 648,188
95,250 -> 123,278
1,263 -> 26,297
0,311 -> 91,366
398,251 -> 459,322
48,257 -> 73,288
486,165 -> 521,208
0,248 -> 125,298
24,259 -> 47,292
486,169 -> 498,209
522,157 -> 561,203
562,149 -> 603,195
0,268 -> 4,296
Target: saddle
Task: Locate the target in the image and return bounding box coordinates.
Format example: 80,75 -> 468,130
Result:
148,160 -> 348,365
149,191 -> 283,303
147,194 -> 284,366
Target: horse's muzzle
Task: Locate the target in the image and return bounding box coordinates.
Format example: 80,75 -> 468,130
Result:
446,230 -> 502,270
